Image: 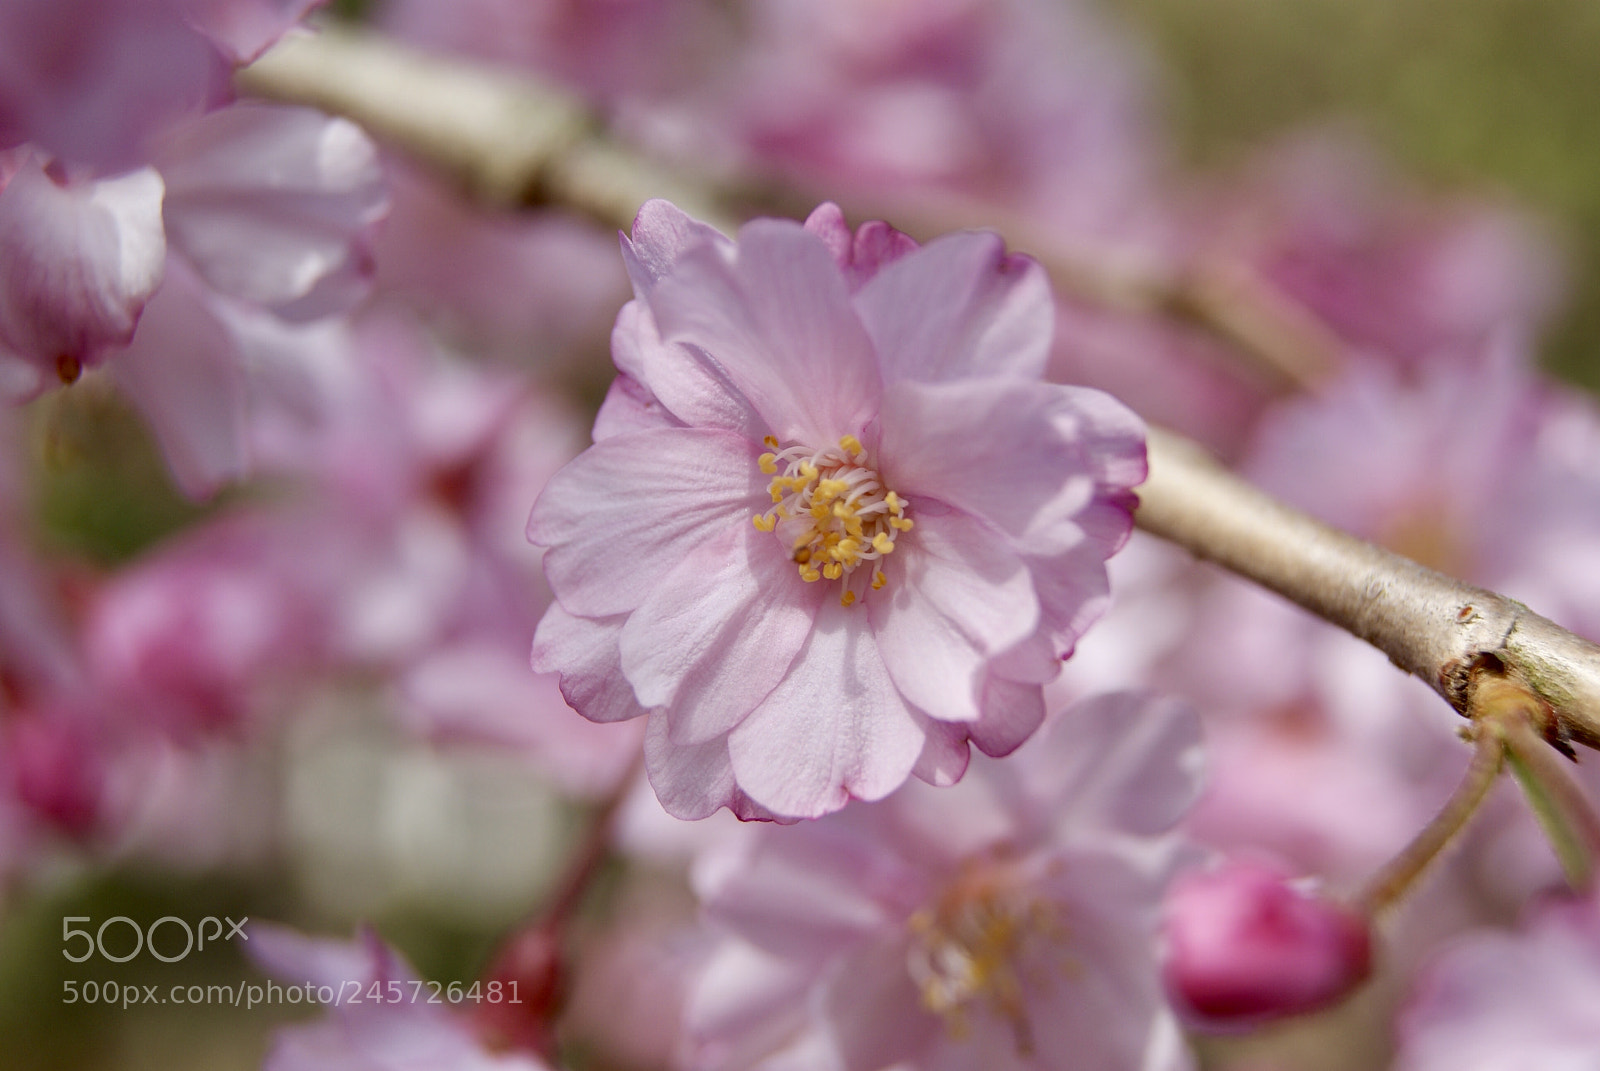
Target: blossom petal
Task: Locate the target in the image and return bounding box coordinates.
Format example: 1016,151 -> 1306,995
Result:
643,712 -> 775,822
728,600 -> 923,818
819,934 -> 940,1071
528,427 -> 764,617
0,0 -> 228,172
109,256 -> 247,497
0,160 -> 166,371
650,218 -> 881,447
878,378 -> 1143,557
610,298 -> 763,438
178,0 -> 326,65
619,520 -> 820,744
910,714 -> 971,788
803,202 -> 918,293
967,675 -> 1047,758
158,103 -> 386,320
529,603 -> 647,724
621,198 -> 733,298
1024,850 -> 1180,1071
682,941 -> 816,1069
855,229 -> 1052,382
696,830 -> 901,960
590,371 -> 679,441
868,509 -> 1039,723
1015,692 -> 1205,839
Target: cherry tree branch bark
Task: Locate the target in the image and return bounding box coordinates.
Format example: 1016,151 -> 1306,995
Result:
1139,427 -> 1600,751
241,24 -> 1600,755
240,25 -> 1335,390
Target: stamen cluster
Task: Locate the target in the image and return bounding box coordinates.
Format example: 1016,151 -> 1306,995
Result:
906,865 -> 1064,1055
752,434 -> 913,606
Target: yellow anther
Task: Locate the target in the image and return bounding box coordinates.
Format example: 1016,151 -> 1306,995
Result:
794,548 -> 811,564
823,563 -> 843,580
841,590 -> 857,608
872,570 -> 887,590
758,452 -> 778,474
752,513 -> 776,532
890,517 -> 914,531
837,538 -> 860,556
885,491 -> 903,515
763,435 -> 780,448
770,487 -> 785,503
800,566 -> 822,583
817,478 -> 849,500
800,461 -> 819,480
840,434 -> 863,455
811,503 -> 830,521
873,533 -> 896,554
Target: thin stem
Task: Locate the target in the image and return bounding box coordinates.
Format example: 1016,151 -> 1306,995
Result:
1356,726 -> 1505,914
1500,712 -> 1600,892
538,748 -> 645,932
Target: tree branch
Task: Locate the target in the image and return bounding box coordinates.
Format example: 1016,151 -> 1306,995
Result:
236,25 -> 732,230
1139,427 -> 1600,751
240,25 -> 1336,390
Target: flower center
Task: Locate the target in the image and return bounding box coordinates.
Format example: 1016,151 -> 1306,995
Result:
905,863 -> 1065,1056
752,434 -> 912,607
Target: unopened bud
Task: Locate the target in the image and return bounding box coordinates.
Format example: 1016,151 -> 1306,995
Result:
8,715 -> 103,837
1161,858 -> 1373,1030
473,925 -> 564,1057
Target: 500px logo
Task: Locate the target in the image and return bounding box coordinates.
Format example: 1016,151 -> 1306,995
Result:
62,916 -> 248,963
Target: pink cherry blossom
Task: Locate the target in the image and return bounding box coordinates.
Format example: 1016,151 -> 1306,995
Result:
1396,892 -> 1600,1070
529,200 -> 1146,820
681,691 -> 1202,1070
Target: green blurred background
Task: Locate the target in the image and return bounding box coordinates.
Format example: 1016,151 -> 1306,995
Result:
1110,0 -> 1600,391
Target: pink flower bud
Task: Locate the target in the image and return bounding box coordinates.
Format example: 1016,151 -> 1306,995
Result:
1161,858 -> 1373,1029
472,925 -> 564,1059
7,714 -> 104,837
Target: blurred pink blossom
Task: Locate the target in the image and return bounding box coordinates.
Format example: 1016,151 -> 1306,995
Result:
682,691 -> 1202,1070
530,201 -> 1145,820
248,923 -> 552,1071
708,0 -> 1159,244
381,0 -> 730,107
83,513 -> 328,737
0,0 -> 329,171
0,101 -> 385,498
1195,135 -> 1563,368
0,0 -> 231,173
1396,892 -> 1600,1070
